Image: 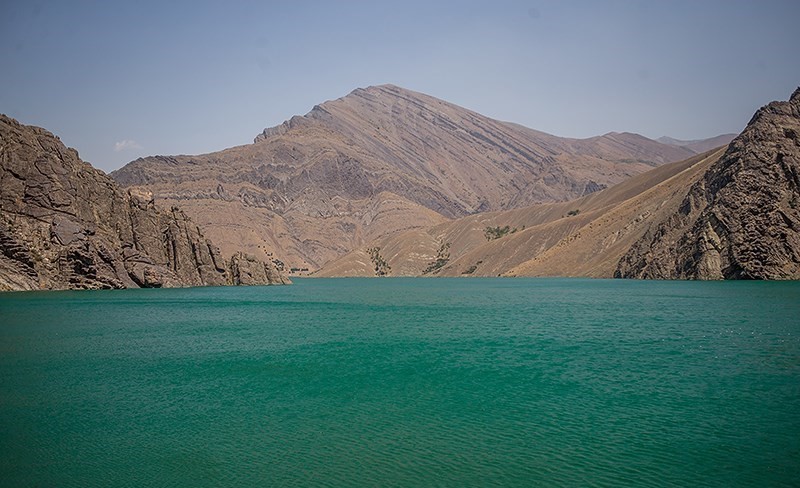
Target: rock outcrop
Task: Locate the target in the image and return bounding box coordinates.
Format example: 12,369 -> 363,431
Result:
616,88 -> 800,279
228,252 -> 289,285
0,115 -> 288,291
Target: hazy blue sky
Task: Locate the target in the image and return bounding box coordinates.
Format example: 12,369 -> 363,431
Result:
2,0 -> 798,172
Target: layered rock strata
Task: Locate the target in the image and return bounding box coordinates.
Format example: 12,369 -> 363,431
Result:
0,115 -> 288,290
616,88 -> 800,279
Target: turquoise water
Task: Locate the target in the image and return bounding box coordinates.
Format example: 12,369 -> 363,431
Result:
1,278 -> 799,487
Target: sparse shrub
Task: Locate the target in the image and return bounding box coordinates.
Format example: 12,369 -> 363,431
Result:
423,242 -> 451,275
484,225 -> 511,240
367,247 -> 391,276
461,260 -> 483,275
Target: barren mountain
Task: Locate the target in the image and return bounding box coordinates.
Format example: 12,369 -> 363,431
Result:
657,134 -> 737,154
112,84 -> 697,271
617,88 -> 800,279
317,149 -> 726,277
0,115 -> 287,291
319,89 -> 800,280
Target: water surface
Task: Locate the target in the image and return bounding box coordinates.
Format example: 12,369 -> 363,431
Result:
1,278 -> 798,486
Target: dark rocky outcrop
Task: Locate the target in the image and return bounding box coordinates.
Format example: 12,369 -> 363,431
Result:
616,88 -> 800,279
228,252 -> 289,285
0,115 -> 288,291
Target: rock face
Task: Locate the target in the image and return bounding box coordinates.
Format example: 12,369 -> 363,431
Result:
228,252 -> 288,285
616,88 -> 800,279
112,84 -> 701,271
0,115 -> 288,291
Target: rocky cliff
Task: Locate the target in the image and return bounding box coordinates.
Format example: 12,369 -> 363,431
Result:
0,115 -> 288,291
616,88 -> 800,279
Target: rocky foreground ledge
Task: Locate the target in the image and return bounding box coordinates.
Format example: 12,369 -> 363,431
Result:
0,115 -> 289,291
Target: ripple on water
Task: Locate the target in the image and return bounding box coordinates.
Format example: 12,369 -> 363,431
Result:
0,278 -> 799,487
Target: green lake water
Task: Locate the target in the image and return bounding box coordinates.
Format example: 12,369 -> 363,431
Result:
1,278 -> 798,487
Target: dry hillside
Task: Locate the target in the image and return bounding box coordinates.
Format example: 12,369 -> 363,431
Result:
112,85 -> 699,271
320,88 -> 800,280
317,149 -> 725,277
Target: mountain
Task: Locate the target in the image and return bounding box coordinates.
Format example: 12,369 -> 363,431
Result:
617,88 -> 800,279
316,149 -> 726,277
657,134 -> 738,154
0,115 -> 288,291
318,88 -> 800,280
112,84 -> 696,271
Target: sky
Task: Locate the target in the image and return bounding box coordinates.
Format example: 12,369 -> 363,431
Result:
1,0 -> 799,172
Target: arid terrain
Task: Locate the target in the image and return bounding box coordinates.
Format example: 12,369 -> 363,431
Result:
0,115 -> 287,291
4,84 -> 789,288
111,85 -> 720,272
319,88 -> 800,280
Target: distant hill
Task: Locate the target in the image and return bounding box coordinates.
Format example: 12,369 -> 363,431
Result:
112,84 -> 697,271
657,134 -> 737,154
0,115 -> 287,291
319,88 -> 800,280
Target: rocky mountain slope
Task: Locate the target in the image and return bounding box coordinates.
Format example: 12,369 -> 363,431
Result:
617,88 -> 800,279
318,89 -> 800,280
112,84 -> 701,271
0,115 -> 288,291
316,149 -> 726,277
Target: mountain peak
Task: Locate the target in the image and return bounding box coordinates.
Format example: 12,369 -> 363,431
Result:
339,84 -> 414,103
254,84 -> 479,146
119,85 -> 699,271
342,84 -> 434,105
254,84 -> 422,143
360,83 -> 405,93
657,134 -> 738,154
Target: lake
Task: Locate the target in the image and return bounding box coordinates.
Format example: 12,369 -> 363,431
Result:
1,278 -> 799,487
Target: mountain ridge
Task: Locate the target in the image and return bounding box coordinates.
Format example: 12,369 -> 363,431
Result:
112,84 -> 710,271
317,148 -> 726,278
657,133 -> 738,154
318,88 -> 800,280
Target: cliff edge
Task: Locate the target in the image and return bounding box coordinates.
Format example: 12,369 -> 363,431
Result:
616,88 -> 800,279
0,115 -> 288,290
